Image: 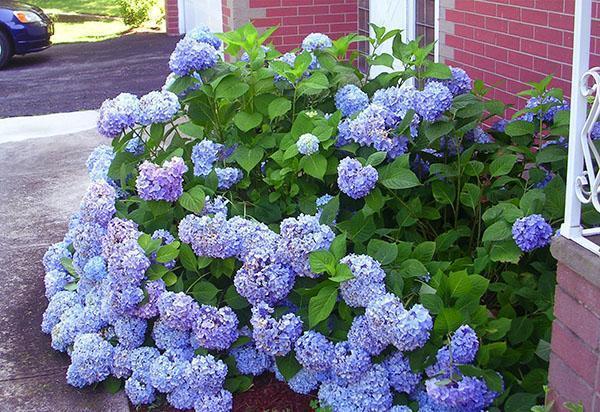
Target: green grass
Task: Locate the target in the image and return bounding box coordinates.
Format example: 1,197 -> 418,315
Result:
28,0 -> 120,17
51,20 -> 130,44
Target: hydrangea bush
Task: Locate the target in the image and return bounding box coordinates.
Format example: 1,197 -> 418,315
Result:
42,24 -> 582,411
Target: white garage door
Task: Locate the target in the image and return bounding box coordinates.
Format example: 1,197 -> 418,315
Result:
179,0 -> 223,34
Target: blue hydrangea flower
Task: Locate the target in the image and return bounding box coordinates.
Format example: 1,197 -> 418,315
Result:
86,145 -> 114,182
106,240 -> 150,287
202,195 -> 229,216
234,250 -> 295,306
277,214 -> 335,278
163,72 -> 203,97
336,118 -> 352,146
337,157 -> 378,199
157,291 -> 200,331
451,325 -> 479,364
215,167 -> 243,190
466,126 -> 493,144
178,213 -> 239,259
295,330 -> 334,372
79,180 -> 117,226
133,279 -> 166,319
101,217 -> 139,259
287,369 -> 321,394
491,119 -> 508,133
149,354 -> 187,393
425,376 -> 497,411
228,216 -> 281,262
335,84 -> 369,117
167,383 -> 199,409
44,269 -> 73,300
347,314 -> 387,356
231,342 -> 273,375
152,319 -> 192,351
414,81 -> 453,122
42,290 -> 80,333
192,139 -> 223,176
112,345 -> 132,378
382,351 -> 421,394
393,303 -> 433,351
319,364 -> 393,411
438,66 -> 472,96
194,389 -> 233,412
302,33 -> 333,52
390,406 -> 412,412
191,305 -> 239,351
331,341 -> 371,382
129,346 -> 161,382
591,122 -> 600,140
82,256 -> 107,282
97,93 -> 140,138
125,377 -> 156,405
138,90 -> 180,125
125,136 -> 145,156
512,214 -> 553,252
113,315 -> 147,349
169,37 -> 219,76
525,95 -> 569,123
250,302 -> 303,356
372,83 -> 419,130
66,333 -> 114,387
136,157 -> 188,202
365,293 -> 403,345
296,133 -> 320,155
339,254 -> 386,308
185,354 -> 228,393
185,25 -> 222,49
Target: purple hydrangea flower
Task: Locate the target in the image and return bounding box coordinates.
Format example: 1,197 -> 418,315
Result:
250,303 -> 303,356
152,319 -> 192,351
438,66 -> 472,96
106,240 -> 150,287
136,157 -> 188,202
339,254 -> 386,308
335,84 -> 369,117
194,389 -> 233,412
79,180 -> 116,226
97,93 -> 140,138
331,341 -> 372,382
347,314 -> 387,356
491,119 -> 508,133
215,167 -> 243,189
82,256 -> 107,282
234,250 -> 295,306
43,241 -> 72,273
302,33 -> 332,52
113,315 -> 147,349
148,353 -> 187,393
337,157 -> 378,199
129,346 -> 161,381
525,95 -> 569,123
169,37 -> 218,76
66,333 -> 114,387
295,330 -> 334,372
382,351 -> 421,394
231,342 -> 273,375
512,214 -> 553,252
44,269 -> 73,300
466,126 -> 494,144
191,305 -> 239,351
192,139 -> 223,176
414,81 -> 453,122
185,25 -> 222,49
296,133 -> 320,155
167,383 -> 199,409
42,290 -> 80,333
132,279 -> 166,319
157,291 -> 200,331
451,325 -> 479,364
277,214 -> 335,278
336,118 -> 352,146
202,195 -> 229,216
185,354 -> 228,393
591,122 -> 600,140
372,83 -> 419,130
425,376 -> 497,411
178,213 -> 239,259
138,90 -> 180,125
125,377 -> 156,405
287,369 -> 321,394
86,145 -> 114,182
228,217 -> 281,261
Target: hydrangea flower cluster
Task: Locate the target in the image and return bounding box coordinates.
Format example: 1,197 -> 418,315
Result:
301,32 -> 333,52
250,303 -> 303,356
296,133 -> 320,155
339,254 -> 386,307
215,167 -> 243,190
524,95 -> 569,123
136,157 -> 188,202
439,66 -> 472,96
512,214 -> 553,252
192,139 -> 223,176
169,37 -> 219,76
138,90 -> 180,125
97,93 -> 140,138
335,84 -> 369,117
337,157 -> 378,199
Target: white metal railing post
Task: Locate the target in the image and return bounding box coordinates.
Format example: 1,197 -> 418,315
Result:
561,0 -> 593,241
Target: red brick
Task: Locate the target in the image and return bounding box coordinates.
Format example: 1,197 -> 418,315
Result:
477,55 -> 496,72
563,31 -> 573,47
249,0 -> 281,7
548,353 -> 594,412
557,264 -> 600,315
521,8 -> 549,26
551,320 -> 597,384
455,24 -> 475,39
486,17 -> 508,32
497,5 -> 520,20
446,34 -> 465,49
473,28 -> 496,43
298,5 -> 328,15
548,45 -> 573,64
454,50 -> 475,65
447,9 -> 465,23
509,0 -> 531,6
549,12 -> 574,30
315,14 -> 345,23
555,285 -> 600,349
463,39 -> 484,54
485,44 -> 508,61
252,17 -> 282,27
282,15 -> 313,25
455,0 -> 475,12
473,1 -> 497,16
521,39 -> 548,58
534,26 -> 564,43
266,6 -> 298,17
536,0 -> 564,12
564,0 -> 575,14
330,22 -> 358,32
508,21 -> 534,37
496,61 -> 520,78
496,33 -> 520,49
464,12 -> 486,26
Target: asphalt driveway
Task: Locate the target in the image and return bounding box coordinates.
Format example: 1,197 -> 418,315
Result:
0,32 -> 180,118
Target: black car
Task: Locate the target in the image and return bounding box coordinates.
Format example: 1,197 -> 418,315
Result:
0,0 -> 53,68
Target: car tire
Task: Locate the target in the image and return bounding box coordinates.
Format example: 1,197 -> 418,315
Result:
0,31 -> 13,69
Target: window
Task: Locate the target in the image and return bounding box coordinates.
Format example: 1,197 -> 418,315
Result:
416,0 -> 436,50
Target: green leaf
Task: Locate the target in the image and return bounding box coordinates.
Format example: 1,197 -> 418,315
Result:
420,293 -> 444,314
482,220 -> 512,242
146,264 -> 168,281
309,250 -> 336,274
308,285 -> 338,328
380,167 -> 420,190
330,233 -> 347,260
434,307 -> 463,334
464,160 -> 484,177
337,212 -> 376,243
224,285 -> 249,310
459,183 -> 481,211
330,263 -> 354,282
508,316 -> 534,345
485,318 -> 512,340
102,376 -> 122,394
179,243 -> 198,272
297,72 -> 330,96
60,257 -> 77,277
536,145 -> 566,164
412,241 -> 436,262
234,146 -> 264,173
215,75 -> 250,100
504,393 -> 538,412
192,280 -> 220,304
535,339 -> 551,361
163,271 -> 178,287
505,120 -> 535,137
424,120 -> 454,142
432,181 -> 456,205
398,259 -> 428,278
319,195 -> 339,225
156,241 -> 180,263
520,189 -> 546,215
300,153 -> 327,180
234,111 -> 263,132
275,352 -> 303,381
178,122 -> 204,137
489,154 -> 518,177
268,97 -> 292,119
366,151 -> 387,167
178,186 -> 206,214
423,62 -> 452,79
490,240 -> 522,264
367,239 -> 398,265
137,233 -> 162,255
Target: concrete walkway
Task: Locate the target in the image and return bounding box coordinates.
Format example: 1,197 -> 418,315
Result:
0,130 -> 129,411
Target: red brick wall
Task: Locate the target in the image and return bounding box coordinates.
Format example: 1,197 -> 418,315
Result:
549,263 -> 600,411
246,0 -> 358,51
441,0 -> 600,111
165,0 -> 179,35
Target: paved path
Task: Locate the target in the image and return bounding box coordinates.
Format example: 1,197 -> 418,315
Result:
0,33 -> 180,118
0,130 -> 129,411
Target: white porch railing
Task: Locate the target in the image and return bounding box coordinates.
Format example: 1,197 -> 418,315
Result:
560,0 -> 600,255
